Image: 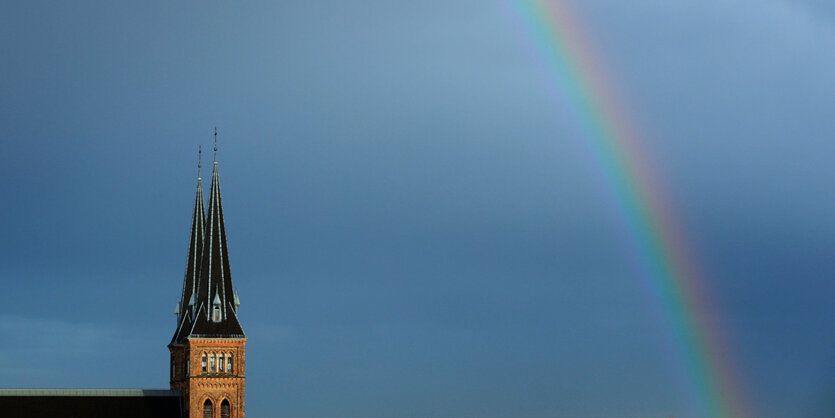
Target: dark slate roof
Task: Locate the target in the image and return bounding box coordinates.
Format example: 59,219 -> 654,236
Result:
187,303 -> 246,338
0,389 -> 182,418
174,142 -> 244,343
172,171 -> 205,344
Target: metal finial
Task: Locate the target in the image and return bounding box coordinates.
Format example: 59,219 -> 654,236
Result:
213,127 -> 218,163
198,145 -> 202,180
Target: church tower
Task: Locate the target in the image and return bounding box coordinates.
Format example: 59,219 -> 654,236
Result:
170,136 -> 246,418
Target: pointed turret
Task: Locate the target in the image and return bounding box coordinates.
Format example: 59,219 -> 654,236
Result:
188,131 -> 245,338
171,148 -> 206,344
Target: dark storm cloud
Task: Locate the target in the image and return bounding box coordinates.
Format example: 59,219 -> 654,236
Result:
1,0 -> 834,416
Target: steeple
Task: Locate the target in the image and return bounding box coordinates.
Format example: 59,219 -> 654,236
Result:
188,130 -> 245,338
171,147 -> 206,344
168,133 -> 247,418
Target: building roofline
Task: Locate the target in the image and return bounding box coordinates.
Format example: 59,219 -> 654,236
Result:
0,389 -> 181,397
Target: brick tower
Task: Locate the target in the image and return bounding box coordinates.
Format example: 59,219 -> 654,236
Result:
170,134 -> 246,418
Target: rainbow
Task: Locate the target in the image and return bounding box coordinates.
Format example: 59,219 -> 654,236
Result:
504,1 -> 749,416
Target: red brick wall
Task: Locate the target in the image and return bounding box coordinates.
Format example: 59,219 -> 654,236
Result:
170,338 -> 246,418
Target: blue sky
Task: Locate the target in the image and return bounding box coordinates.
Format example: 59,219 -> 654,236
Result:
1,0 -> 834,416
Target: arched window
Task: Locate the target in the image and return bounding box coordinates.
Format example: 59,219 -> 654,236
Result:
228,354 -> 233,373
210,354 -> 216,372
185,353 -> 190,376
221,399 -> 231,418
201,354 -> 207,373
219,354 -> 224,372
203,399 -> 213,418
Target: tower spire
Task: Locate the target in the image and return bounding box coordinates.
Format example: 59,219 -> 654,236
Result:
169,137 -> 247,418
171,145 -> 207,344
187,128 -> 244,338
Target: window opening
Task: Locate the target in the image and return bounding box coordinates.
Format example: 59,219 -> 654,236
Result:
201,354 -> 207,373
203,399 -> 213,418
210,354 -> 216,372
221,399 -> 231,418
